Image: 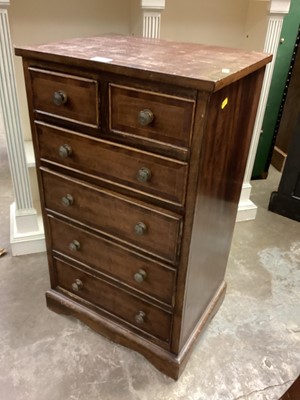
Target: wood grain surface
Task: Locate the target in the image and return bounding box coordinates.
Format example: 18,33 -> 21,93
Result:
17,35 -> 271,379
16,35 -> 272,92
36,121 -> 188,206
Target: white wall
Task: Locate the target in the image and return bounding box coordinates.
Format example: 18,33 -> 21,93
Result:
243,0 -> 269,51
160,0 -> 250,48
130,0 -> 143,36
139,0 -> 268,52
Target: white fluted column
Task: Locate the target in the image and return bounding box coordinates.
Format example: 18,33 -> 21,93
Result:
237,0 -> 291,221
141,0 -> 165,39
0,1 -> 45,255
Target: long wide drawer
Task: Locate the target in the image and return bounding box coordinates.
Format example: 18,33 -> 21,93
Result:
36,122 -> 188,206
53,258 -> 172,342
109,84 -> 195,149
42,170 -> 182,263
49,216 -> 176,305
29,68 -> 99,126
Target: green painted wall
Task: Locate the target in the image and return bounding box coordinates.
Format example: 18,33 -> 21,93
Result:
252,0 -> 300,179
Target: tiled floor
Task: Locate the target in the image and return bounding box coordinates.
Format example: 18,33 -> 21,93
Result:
0,123 -> 299,399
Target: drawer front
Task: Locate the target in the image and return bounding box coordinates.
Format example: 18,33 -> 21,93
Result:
42,170 -> 182,263
49,216 -> 176,305
29,68 -> 99,126
54,258 -> 172,342
37,122 -> 188,206
109,84 -> 195,149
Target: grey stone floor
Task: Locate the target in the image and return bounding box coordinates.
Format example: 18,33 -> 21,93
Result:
0,124 -> 299,400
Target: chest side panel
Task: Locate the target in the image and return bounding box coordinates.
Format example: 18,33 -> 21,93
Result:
176,67 -> 266,351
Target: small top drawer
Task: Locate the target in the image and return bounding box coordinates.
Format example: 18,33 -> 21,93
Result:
109,84 -> 195,149
29,68 -> 99,127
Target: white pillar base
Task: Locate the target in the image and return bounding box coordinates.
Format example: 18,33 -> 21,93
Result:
10,202 -> 45,256
14,207 -> 39,233
1,5 -> 47,256
236,200 -> 258,222
237,182 -> 258,221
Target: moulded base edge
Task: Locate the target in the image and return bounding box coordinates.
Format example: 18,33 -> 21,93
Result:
45,281 -> 226,380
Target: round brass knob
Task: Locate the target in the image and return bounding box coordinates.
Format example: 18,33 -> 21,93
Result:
135,310 -> 146,324
138,109 -> 154,126
72,278 -> 83,292
136,167 -> 151,183
61,194 -> 74,207
53,90 -> 68,106
69,240 -> 80,252
134,222 -> 147,236
133,269 -> 147,283
58,144 -> 72,158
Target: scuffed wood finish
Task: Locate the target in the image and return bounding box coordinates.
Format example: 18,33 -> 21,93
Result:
16,35 -> 271,380
16,35 -> 272,92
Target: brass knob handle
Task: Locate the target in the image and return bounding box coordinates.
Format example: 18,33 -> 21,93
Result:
72,278 -> 83,292
135,310 -> 146,324
136,167 -> 151,183
138,109 -> 154,126
53,90 -> 67,106
134,222 -> 147,236
61,194 -> 74,207
69,240 -> 80,252
58,144 -> 72,158
134,269 -> 147,283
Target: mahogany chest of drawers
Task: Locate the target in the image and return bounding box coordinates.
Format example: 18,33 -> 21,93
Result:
16,35 -> 271,379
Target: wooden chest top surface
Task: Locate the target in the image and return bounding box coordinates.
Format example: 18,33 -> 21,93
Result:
15,35 -> 272,92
